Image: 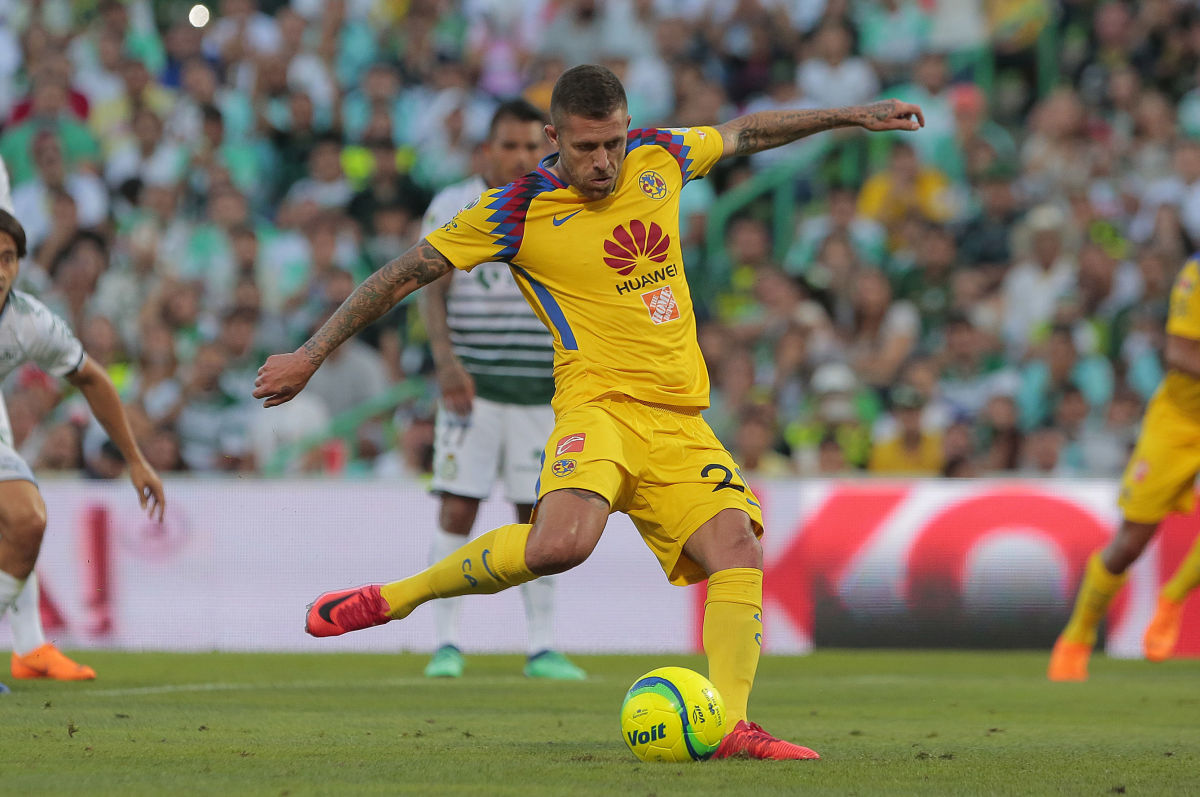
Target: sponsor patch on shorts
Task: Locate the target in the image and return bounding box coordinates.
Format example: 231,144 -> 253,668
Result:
556,433 -> 586,456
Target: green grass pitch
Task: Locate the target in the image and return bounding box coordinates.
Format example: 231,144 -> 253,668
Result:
2,650 -> 1198,796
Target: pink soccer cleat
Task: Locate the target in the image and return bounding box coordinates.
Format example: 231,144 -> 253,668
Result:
711,720 -> 821,760
305,584 -> 390,638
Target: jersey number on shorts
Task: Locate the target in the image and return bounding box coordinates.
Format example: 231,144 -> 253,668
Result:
701,463 -> 746,493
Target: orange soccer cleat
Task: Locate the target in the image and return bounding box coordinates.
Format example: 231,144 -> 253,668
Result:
711,720 -> 821,760
1047,637 -> 1091,682
1143,596 -> 1185,663
305,584 -> 390,638
11,644 -> 96,680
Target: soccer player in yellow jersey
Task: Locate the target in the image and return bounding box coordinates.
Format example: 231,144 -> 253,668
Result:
1049,254 -> 1200,680
255,65 -> 923,758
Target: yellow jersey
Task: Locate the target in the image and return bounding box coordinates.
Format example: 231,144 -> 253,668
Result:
424,126 -> 724,414
1162,256 -> 1200,415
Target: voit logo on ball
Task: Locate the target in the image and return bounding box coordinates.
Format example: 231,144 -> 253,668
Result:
603,220 -> 669,276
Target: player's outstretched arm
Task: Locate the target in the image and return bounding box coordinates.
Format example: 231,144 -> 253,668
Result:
714,100 -> 924,158
254,239 -> 453,407
66,356 -> 166,521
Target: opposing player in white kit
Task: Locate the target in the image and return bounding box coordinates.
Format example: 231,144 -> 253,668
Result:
419,100 -> 584,680
0,208 -> 165,691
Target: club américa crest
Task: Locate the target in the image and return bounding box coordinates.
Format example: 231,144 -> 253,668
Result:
638,169 -> 669,200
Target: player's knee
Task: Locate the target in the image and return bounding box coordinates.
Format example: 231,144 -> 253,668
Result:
439,507 -> 475,536
1104,539 -> 1144,574
526,541 -> 590,575
722,524 -> 763,570
525,532 -> 593,575
1104,522 -> 1156,573
2,503 -> 47,558
695,512 -> 762,571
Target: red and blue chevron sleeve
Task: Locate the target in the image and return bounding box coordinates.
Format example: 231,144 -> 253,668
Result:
425,172 -> 560,269
625,126 -> 724,184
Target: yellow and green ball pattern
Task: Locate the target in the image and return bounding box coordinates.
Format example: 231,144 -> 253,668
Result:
619,666 -> 726,762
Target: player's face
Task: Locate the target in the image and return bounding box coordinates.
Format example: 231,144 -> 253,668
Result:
0,231 -> 18,308
485,118 -> 549,187
546,108 -> 631,201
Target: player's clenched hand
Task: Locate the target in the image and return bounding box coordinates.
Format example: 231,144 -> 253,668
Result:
254,351 -> 317,407
858,100 -> 924,132
129,458 -> 165,522
438,360 -> 475,416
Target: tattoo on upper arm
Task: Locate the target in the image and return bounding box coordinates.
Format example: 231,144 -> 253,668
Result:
560,488 -> 611,508
384,240 -> 454,289
302,241 -> 452,364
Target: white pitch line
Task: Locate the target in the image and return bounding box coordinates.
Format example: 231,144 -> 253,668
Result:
88,675 -> 543,697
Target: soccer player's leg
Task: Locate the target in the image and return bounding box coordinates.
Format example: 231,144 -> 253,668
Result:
1145,532 -> 1200,661
423,400 -> 500,676
1128,400 -> 1200,662
1048,540 -> 1140,681
306,520 -> 545,637
10,573 -> 95,680
503,403 -> 586,680
0,477 -> 46,619
307,403 -> 624,638
425,492 -> 477,677
0,464 -> 50,690
1050,400 -> 1196,680
513,503 -> 586,680
629,408 -> 817,760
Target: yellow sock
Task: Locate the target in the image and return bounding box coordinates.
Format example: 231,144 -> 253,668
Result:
379,524 -> 536,619
1061,552 -> 1128,646
702,567 -> 762,728
1163,535 -> 1200,603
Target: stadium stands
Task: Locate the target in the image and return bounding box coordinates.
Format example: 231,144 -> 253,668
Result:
0,0 -> 1194,479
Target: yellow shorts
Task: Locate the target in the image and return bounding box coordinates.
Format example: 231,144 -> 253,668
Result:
1118,395 -> 1200,524
536,394 -> 764,586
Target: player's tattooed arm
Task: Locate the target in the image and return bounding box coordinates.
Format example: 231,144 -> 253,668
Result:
301,240 -> 452,366
559,488 -> 611,509
715,100 -> 924,158
254,240 -> 453,407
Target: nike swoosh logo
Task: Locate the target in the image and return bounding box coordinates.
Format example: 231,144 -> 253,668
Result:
552,210 -> 583,226
318,594 -> 354,624
481,548 -> 498,579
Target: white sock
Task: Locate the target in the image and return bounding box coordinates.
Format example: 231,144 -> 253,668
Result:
10,571 -> 46,656
430,528 -> 467,650
0,569 -> 24,617
521,575 -> 556,655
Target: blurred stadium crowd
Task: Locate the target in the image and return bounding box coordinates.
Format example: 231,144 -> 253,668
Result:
1,0 -> 1198,479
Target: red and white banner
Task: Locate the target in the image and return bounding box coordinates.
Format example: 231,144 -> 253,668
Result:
3,479 -> 1199,657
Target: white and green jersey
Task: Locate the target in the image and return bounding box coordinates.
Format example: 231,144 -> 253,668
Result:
0,290 -> 85,448
421,175 -> 555,405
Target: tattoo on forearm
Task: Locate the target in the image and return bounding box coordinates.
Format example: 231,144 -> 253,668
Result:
302,240 -> 451,364
866,99 -> 899,124
723,100 -> 898,156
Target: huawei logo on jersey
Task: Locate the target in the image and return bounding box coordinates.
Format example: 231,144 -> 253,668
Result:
603,220 -> 670,276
